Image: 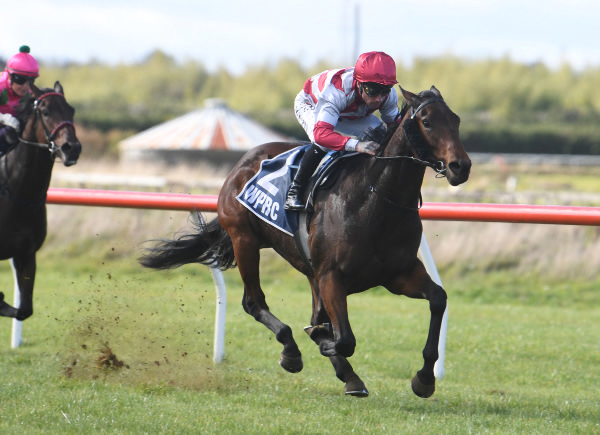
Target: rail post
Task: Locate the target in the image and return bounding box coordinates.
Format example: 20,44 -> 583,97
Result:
10,259 -> 23,348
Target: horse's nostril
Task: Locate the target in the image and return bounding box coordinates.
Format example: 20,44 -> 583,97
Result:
448,161 -> 461,173
448,160 -> 471,174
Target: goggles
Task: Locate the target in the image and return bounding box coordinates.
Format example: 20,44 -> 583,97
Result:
361,82 -> 392,97
11,74 -> 35,85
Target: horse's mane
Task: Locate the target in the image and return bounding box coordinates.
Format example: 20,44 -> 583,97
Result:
376,88 -> 442,156
15,87 -> 54,126
15,93 -> 36,126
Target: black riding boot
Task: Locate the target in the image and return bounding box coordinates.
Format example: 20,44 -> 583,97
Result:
285,144 -> 327,211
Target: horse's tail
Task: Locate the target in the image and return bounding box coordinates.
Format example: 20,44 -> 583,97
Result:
139,213 -> 236,271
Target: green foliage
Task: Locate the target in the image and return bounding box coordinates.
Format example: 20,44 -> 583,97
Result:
461,121 -> 600,154
33,53 -> 600,153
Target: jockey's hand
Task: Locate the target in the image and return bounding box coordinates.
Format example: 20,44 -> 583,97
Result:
356,140 -> 380,155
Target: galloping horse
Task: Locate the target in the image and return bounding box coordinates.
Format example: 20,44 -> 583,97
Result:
140,86 -> 471,397
0,82 -> 81,322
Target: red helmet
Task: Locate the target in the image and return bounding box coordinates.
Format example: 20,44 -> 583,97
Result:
6,45 -> 39,78
353,51 -> 397,85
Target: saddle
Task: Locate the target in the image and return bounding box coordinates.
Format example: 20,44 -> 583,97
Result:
236,144 -> 358,268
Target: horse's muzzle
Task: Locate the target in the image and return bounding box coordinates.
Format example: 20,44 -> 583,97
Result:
58,141 -> 82,167
446,158 -> 471,186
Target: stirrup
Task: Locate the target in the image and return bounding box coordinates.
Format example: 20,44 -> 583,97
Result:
284,195 -> 305,211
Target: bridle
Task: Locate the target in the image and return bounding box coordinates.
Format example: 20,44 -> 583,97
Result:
17,92 -> 75,157
408,97 -> 445,120
374,96 -> 447,175
367,96 -> 448,210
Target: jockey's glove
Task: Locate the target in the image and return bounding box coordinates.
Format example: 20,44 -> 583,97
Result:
0,113 -> 20,131
355,140 -> 380,155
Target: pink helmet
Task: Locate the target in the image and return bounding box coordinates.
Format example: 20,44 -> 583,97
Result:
353,51 -> 397,85
6,45 -> 39,77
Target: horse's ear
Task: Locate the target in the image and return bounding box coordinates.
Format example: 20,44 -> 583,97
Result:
54,81 -> 64,95
399,86 -> 417,106
430,85 -> 441,97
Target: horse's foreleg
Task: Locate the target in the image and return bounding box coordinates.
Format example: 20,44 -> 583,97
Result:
307,279 -> 367,395
0,256 -> 35,320
318,272 -> 356,358
13,255 -> 36,321
233,234 -> 303,373
411,280 -> 445,398
0,292 -> 19,318
389,260 -> 446,398
304,323 -> 368,397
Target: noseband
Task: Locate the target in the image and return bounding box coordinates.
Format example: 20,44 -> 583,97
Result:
18,92 -> 75,157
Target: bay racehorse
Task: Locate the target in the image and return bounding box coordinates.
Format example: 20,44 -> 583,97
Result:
140,86 -> 471,397
0,82 -> 81,322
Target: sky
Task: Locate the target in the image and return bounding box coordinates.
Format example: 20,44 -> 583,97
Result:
2,0 -> 600,75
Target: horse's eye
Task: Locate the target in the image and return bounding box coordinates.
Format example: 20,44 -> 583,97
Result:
422,119 -> 431,129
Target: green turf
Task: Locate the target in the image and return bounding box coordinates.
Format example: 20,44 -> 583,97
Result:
1,248 -> 599,434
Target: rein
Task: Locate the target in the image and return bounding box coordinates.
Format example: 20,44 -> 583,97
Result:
374,154 -> 446,174
17,92 -> 75,157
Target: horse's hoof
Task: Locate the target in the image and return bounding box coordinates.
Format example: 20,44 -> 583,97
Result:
344,376 -> 369,397
279,353 -> 303,373
411,373 -> 435,398
15,307 -> 32,321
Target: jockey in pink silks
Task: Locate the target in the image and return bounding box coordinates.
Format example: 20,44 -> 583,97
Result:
285,51 -> 401,211
0,45 -> 39,156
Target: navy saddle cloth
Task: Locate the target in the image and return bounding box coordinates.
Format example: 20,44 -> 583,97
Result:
236,144 -> 356,236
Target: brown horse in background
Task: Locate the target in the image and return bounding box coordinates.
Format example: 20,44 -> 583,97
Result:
0,82 -> 81,323
140,86 -> 471,397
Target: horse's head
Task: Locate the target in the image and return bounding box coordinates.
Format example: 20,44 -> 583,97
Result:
395,86 -> 471,186
27,81 -> 82,166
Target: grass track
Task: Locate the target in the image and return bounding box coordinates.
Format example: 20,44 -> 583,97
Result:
1,247 -> 599,434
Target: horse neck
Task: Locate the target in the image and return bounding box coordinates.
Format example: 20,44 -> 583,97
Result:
365,134 -> 426,209
2,124 -> 55,199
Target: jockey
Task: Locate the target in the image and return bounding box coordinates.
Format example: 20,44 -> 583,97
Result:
285,51 -> 401,211
0,45 -> 39,156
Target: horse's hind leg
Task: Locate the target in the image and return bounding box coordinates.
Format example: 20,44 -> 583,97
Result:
233,233 -> 303,373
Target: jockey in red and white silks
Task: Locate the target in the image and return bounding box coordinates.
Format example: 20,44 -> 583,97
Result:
294,65 -> 400,152
285,51 -> 401,211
